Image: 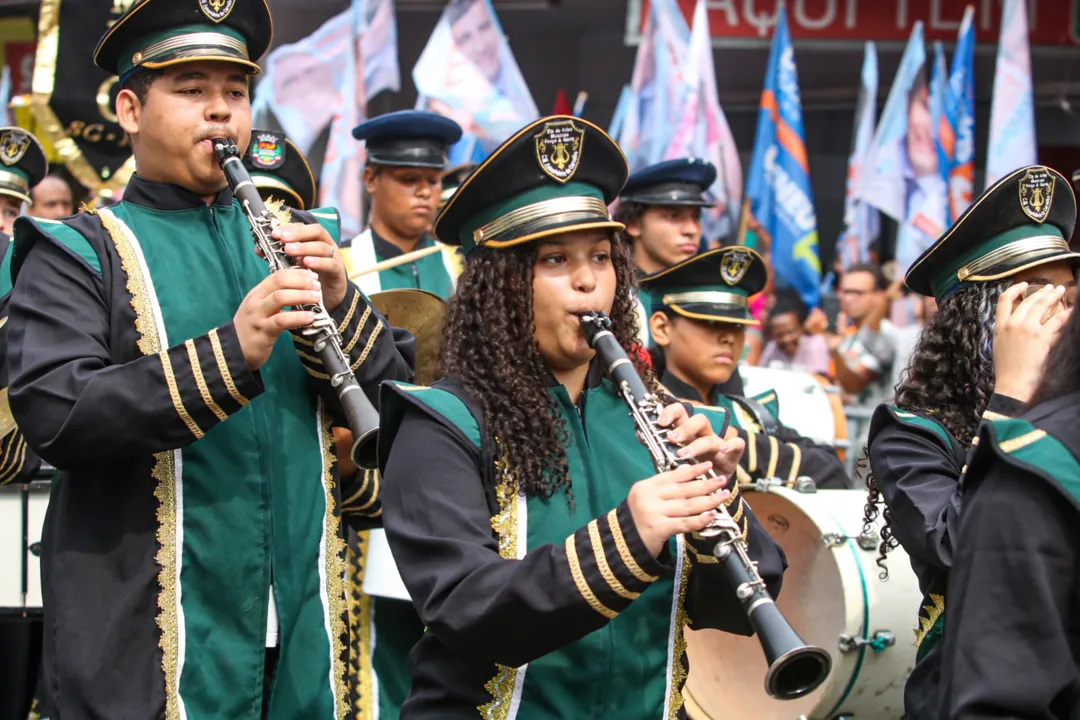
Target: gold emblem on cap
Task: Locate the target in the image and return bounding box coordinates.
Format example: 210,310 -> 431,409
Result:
199,0 -> 235,22
0,130 -> 30,167
1018,166 -> 1054,223
534,119 -> 584,184
132,51 -> 143,65
720,248 -> 752,286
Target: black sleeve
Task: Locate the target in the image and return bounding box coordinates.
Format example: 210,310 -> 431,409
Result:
869,420 -> 962,571
737,425 -> 849,489
289,282 -> 415,427
6,239 -> 263,468
341,466 -> 383,530
0,292 -> 40,486
381,406 -> 672,668
941,465 -> 1080,719
683,481 -> 787,634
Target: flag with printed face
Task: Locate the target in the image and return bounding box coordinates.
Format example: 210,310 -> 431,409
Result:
949,5 -> 976,218
413,0 -> 538,162
836,41 -> 880,271
741,7 -> 821,308
986,0 -> 1036,188
663,0 -> 742,242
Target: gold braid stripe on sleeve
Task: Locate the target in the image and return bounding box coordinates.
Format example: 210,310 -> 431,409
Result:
565,534 -> 618,620
765,435 -> 779,480
350,320 -> 384,372
606,509 -> 658,583
343,306 -> 371,354
587,520 -> 639,600
184,340 -> 228,423
785,442 -> 802,488
208,328 -> 249,407
159,351 -> 203,439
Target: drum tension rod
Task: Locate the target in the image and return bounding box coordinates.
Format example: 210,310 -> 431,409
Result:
821,531 -> 879,551
838,630 -> 896,654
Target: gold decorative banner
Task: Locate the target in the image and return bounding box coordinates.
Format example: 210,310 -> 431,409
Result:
30,0 -> 136,194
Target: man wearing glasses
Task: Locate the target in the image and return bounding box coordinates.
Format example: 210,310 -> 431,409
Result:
829,263 -> 897,409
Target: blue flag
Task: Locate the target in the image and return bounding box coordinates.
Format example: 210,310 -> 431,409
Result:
949,5 -> 976,219
741,7 -> 820,308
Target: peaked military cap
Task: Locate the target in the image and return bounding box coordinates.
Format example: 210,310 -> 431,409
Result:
434,116 -> 628,253
95,0 -> 273,81
243,130 -> 316,210
440,162 -> 475,207
352,111 -> 463,170
0,127 -> 47,206
907,165 -> 1080,299
640,246 -> 766,326
619,158 -> 717,207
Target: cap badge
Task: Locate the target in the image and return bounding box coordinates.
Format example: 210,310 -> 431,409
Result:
0,130 -> 29,167
1019,166 -> 1054,223
199,0 -> 235,22
534,119 -> 583,184
720,248 -> 752,286
250,132 -> 285,170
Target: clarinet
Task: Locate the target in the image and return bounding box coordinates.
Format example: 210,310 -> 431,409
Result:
213,138 -> 380,470
580,311 -> 832,701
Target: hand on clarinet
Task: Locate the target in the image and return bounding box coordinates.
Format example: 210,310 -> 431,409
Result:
234,269 -> 322,371
627,403 -> 746,558
267,222 -> 349,312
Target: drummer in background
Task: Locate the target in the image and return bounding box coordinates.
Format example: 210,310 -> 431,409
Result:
243,129 -> 319,213
614,158 -> 715,345
939,284 -> 1080,719
341,110 -> 463,300
378,116 -> 786,718
0,126 -> 48,720
864,165 -> 1079,720
642,246 -> 850,490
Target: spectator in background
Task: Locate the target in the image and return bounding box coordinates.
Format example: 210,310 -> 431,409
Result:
829,262 -> 896,407
29,174 -> 73,220
760,288 -> 831,376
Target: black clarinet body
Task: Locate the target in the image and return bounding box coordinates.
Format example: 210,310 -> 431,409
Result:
213,138 -> 379,469
581,311 -> 831,701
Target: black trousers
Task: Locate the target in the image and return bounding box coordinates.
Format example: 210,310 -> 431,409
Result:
261,646 -> 279,720
0,615 -> 43,720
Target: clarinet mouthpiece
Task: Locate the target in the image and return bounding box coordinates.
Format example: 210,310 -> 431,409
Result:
211,137 -> 238,162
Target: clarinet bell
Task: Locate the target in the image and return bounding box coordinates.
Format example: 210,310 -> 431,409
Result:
754,601 -> 833,699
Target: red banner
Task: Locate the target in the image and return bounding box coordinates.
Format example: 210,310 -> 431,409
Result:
633,0 -> 1079,46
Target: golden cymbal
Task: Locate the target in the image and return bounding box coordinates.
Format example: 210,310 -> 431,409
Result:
369,289 -> 447,386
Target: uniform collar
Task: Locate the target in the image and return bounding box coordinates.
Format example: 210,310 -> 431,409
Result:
122,174 -> 235,211
660,369 -> 713,405
370,225 -> 432,259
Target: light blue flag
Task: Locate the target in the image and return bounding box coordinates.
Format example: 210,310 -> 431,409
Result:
413,0 -> 538,162
741,7 -> 821,308
986,0 -> 1036,187
930,41 -> 954,224
949,5 -> 976,218
836,42 -> 880,272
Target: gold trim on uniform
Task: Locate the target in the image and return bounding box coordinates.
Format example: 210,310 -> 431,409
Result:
745,427 -> 758,472
295,348 -> 324,365
0,387 -> 16,440
913,593 -> 945,648
351,320 -> 384,372
135,31 -> 249,68
666,542 -> 692,719
765,435 -> 779,480
686,543 -> 719,565
956,236 -> 1068,282
606,508 -> 658,583
661,291 -> 749,308
588,519 -> 639,601
184,339 -> 228,423
785,442 -> 801,487
342,469 -> 372,509
981,409 -> 1010,422
350,471 -> 380,513
0,434 -> 27,485
0,169 -> 29,196
159,351 -> 203,439
343,306 -> 371,355
565,533 -> 618,620
317,411 -> 349,719
1000,428 -> 1048,454
208,328 -> 249,407
338,290 -> 360,334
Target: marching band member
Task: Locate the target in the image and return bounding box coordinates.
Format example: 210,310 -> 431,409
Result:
242,128 -> 318,211
5,0 -> 413,716
940,293 -> 1080,718
615,158 -> 715,346
341,110 -> 462,300
377,116 -> 786,718
864,165 -> 1079,720
642,247 -> 849,490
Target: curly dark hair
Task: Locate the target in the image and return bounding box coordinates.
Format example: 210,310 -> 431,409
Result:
861,280 -> 1005,575
440,233 -> 654,498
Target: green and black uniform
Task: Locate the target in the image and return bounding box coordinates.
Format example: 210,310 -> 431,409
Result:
939,393 -> 1080,718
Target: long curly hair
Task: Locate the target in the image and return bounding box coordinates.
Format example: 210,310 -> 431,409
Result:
440,234 -> 654,498
862,280 -> 1005,576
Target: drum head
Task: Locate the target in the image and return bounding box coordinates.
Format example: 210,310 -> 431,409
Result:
684,490 -> 846,719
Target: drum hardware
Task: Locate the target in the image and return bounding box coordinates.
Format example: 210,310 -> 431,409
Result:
821,530 -> 879,551
794,476 -> 817,494
838,630 -> 896,654
749,476 -> 818,494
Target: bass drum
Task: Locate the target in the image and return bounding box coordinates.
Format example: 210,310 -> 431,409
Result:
0,476 -> 50,611
684,488 -> 919,719
739,365 -> 848,458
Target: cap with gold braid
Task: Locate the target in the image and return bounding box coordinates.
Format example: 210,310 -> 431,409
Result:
640,246 -> 767,326
242,130 -> 316,210
433,116 -> 628,254
94,0 -> 273,81
906,165 -> 1080,299
0,127 -> 47,206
